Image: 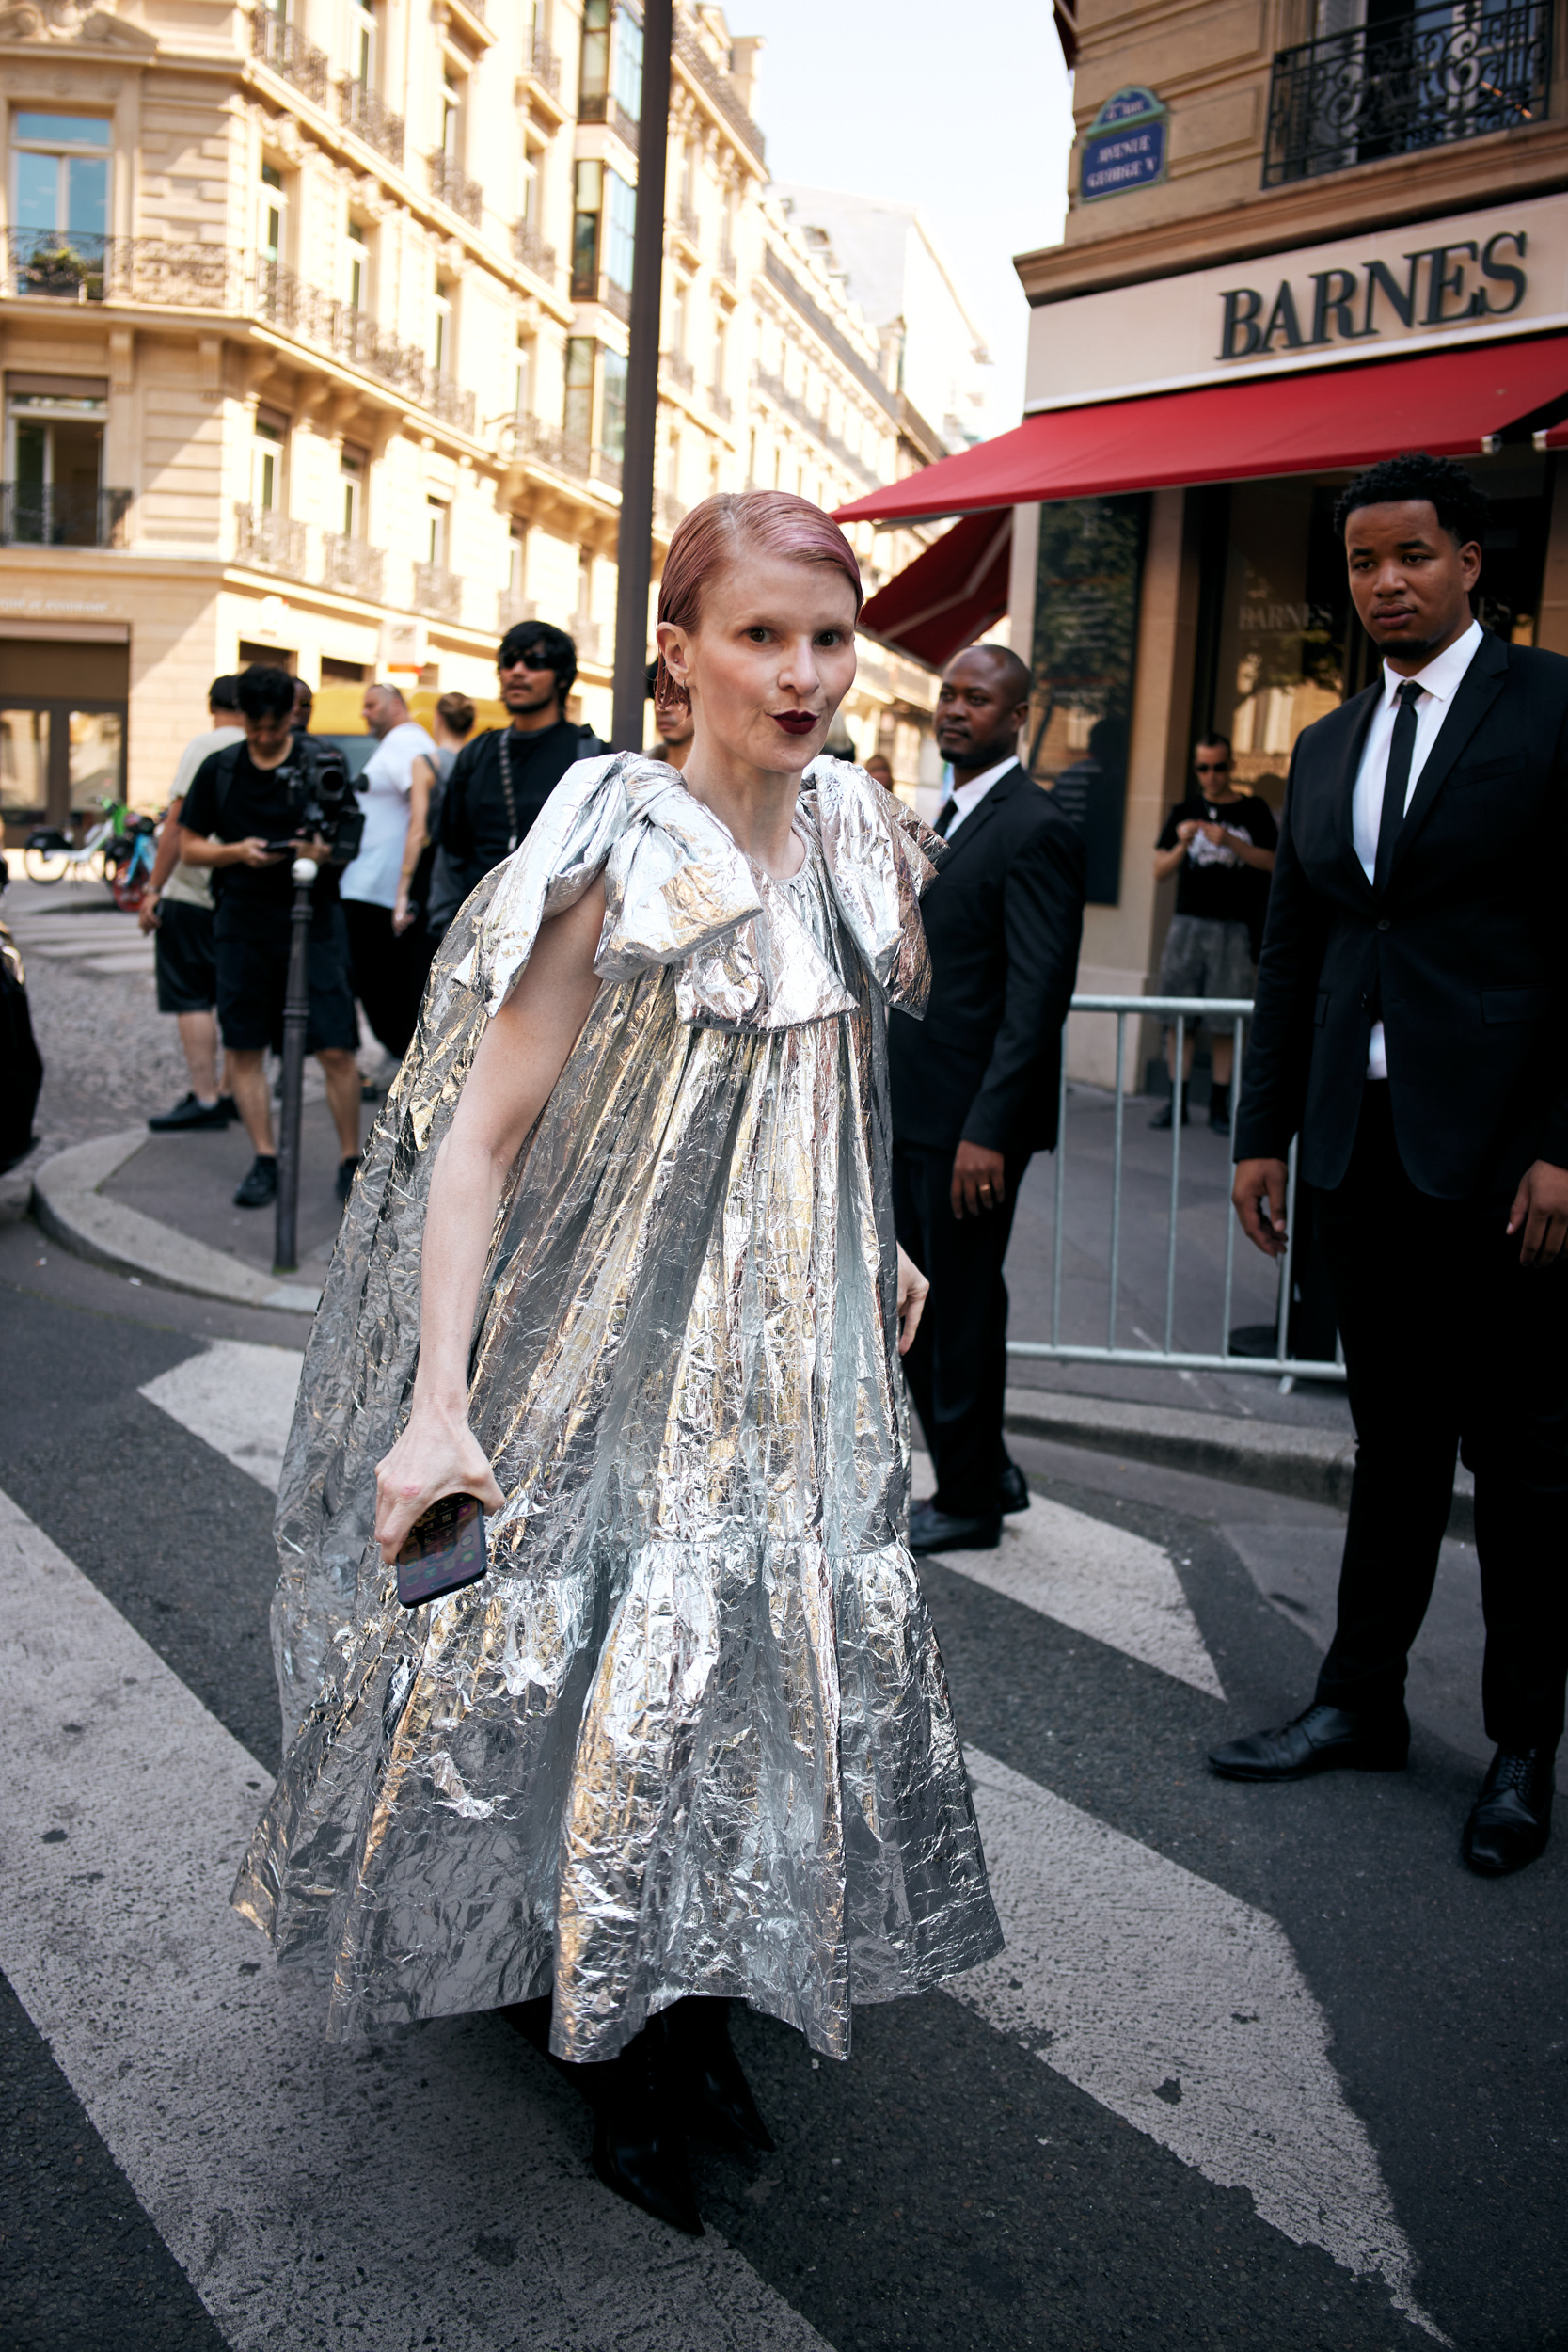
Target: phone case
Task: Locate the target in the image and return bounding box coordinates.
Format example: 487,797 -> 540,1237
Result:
396,1493 -> 489,1609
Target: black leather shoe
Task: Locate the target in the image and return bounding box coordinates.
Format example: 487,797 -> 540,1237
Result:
590,2020 -> 703,2236
999,1462 -> 1031,1516
909,1500 -> 1002,1553
668,1997 -> 774,2154
233,1153 -> 277,1208
1148,1098 -> 1187,1130
1462,1746 -> 1556,1877
335,1153 -> 360,1205
149,1091 -> 230,1132
1209,1701 -> 1409,1781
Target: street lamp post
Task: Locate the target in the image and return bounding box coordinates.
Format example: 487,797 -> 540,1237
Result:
610,0 -> 673,753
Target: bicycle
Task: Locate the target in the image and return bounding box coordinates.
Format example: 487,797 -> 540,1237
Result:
107,812 -> 159,913
24,796 -> 125,885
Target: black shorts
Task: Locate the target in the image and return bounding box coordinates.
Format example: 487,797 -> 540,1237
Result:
154,898 -> 217,1015
213,898 -> 360,1057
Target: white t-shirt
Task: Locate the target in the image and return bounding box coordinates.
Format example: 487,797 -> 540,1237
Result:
339,720 -> 437,908
161,723 -> 245,910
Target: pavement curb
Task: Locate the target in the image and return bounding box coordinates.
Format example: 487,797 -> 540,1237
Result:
1004,1385 -> 1476,1538
30,1130 -> 322,1316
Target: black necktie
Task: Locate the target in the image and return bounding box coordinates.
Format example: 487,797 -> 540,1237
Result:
935,798 -> 958,837
1373,677 -> 1423,896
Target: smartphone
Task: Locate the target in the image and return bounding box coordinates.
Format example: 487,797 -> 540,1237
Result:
396,1493 -> 489,1609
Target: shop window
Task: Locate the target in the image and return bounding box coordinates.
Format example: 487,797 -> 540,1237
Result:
237,641 -> 297,670
9,113 -> 111,288
1026,493 -> 1149,906
4,373 -> 107,545
321,656 -> 368,682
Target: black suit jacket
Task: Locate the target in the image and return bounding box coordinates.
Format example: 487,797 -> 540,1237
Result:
1235,631 -> 1568,1200
890,761 -> 1086,1156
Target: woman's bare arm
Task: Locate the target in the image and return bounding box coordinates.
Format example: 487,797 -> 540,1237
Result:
373,877 -> 606,1560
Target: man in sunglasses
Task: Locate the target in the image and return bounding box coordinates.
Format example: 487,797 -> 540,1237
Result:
436,621 -> 607,914
1151,734 -> 1277,1134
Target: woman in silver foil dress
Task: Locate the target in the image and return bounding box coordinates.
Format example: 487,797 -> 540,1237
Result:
234,491 -> 1003,2233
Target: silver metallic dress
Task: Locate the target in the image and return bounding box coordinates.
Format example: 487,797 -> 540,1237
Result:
233,753 -> 1003,2061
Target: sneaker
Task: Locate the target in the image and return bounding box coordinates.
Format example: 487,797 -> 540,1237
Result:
216,1093 -> 239,1123
1148,1098 -> 1188,1130
149,1091 -> 230,1133
335,1153 -> 360,1206
233,1154 -> 277,1208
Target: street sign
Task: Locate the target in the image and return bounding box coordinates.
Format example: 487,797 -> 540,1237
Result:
1079,86 -> 1167,202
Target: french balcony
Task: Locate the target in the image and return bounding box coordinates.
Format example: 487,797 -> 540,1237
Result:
338,75 -> 405,167
518,31 -> 566,122
709,383 -> 732,422
510,413 -> 622,496
661,348 -> 695,393
1263,0 -> 1552,186
673,14 -> 765,167
413,560 -> 463,620
430,151 -> 483,228
715,239 -> 739,290
578,90 -> 641,153
424,371 -> 477,433
249,6 -> 330,107
515,219 -> 558,280
1,482 -> 132,548
322,532 -> 386,600
234,503 -> 308,577
497,590 -> 538,630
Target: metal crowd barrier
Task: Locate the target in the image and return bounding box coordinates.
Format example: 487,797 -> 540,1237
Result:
1006,994 -> 1347,1387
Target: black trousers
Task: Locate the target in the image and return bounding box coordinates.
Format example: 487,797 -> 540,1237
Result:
342,898 -> 434,1062
893,1143 -> 1028,1518
1313,1082 -> 1568,1750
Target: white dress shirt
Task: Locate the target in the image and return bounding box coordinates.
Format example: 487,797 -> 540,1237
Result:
1350,616 -> 1483,1079
942,755 -> 1017,837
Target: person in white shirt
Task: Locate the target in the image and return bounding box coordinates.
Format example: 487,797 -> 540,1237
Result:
141,675 -> 245,1132
339,684 -> 438,1064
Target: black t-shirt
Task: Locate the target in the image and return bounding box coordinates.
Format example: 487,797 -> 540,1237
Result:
181,743 -> 335,913
1157,791 -> 1278,925
437,721 -> 594,890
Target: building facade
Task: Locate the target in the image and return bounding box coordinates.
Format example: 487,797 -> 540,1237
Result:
0,0 -> 942,832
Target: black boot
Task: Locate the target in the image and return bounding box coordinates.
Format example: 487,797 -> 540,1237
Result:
668,1997 -> 775,2155
590,2017 -> 704,2235
1208,1081 -> 1231,1134
1462,1746 -> 1556,1877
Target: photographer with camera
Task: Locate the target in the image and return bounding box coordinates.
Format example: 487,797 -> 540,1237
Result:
178,664 -> 363,1211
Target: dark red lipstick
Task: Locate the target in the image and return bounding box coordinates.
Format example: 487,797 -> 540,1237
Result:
772,711 -> 818,737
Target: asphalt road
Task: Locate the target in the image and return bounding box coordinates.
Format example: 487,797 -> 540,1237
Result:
2,1220 -> 1564,2352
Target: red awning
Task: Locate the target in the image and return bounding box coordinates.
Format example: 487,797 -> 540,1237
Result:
835,333 -> 1568,527
859,510 -> 1012,670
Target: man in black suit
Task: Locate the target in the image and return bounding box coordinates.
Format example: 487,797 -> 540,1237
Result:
891,644 -> 1086,1552
1218,452 -> 1568,1877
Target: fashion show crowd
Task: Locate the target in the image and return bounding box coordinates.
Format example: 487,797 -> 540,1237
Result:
127,455 -> 1565,2237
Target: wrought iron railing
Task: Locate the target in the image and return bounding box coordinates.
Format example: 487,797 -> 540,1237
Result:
1264,0 -> 1552,185
497,591 -> 538,630
578,90 -> 641,151
514,413 -> 593,479
674,13 -> 765,164
661,348 -> 695,391
424,372 -> 477,432
322,532 -> 385,600
601,277 -> 632,325
709,383 -> 732,421
413,561 -> 463,620
430,152 -> 483,226
249,6 -> 330,105
716,239 -> 739,285
515,219 -> 557,278
521,30 -> 562,96
338,75 -> 404,166
234,503 -> 308,576
677,199 -> 701,245
1,483 -> 132,547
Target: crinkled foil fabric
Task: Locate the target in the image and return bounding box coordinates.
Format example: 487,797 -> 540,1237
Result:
232,754 -> 1004,2061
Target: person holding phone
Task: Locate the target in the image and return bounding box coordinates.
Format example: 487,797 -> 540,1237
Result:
234,494 -> 1002,2239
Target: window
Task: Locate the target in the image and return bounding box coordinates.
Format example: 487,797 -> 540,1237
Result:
577,546 -> 594,625
353,0 -> 377,86
426,496 -> 449,568
605,167 -> 635,294
346,217 -> 366,310
252,409 -> 285,511
578,0 -> 610,103
432,279 -> 452,374
509,518 -> 529,599
666,431 -> 681,497
519,143 -> 540,227
260,161 -> 286,268
711,321 -> 726,397
4,373 -> 107,545
441,74 -> 461,160
571,155 -> 633,301
563,335 -> 595,445
11,114 -> 111,272
613,7 -> 642,120
340,443 -> 367,537
601,346 -> 627,461
515,334 -> 534,418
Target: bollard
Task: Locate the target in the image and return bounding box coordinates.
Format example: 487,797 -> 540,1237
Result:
273,855 -> 317,1275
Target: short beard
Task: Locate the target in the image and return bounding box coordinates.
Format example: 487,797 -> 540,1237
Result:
942,738 -> 1012,773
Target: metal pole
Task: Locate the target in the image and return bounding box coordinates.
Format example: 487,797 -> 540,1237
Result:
273,857 -> 315,1275
610,0 -> 673,753
1106,1009 -> 1126,1351
1164,1012 -> 1185,1352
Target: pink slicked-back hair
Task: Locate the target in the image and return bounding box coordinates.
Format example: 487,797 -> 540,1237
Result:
654,490 -> 863,710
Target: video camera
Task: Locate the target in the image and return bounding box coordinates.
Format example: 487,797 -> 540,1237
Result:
269,735 -> 365,866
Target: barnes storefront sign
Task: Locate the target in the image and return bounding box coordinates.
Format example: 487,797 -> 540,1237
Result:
1080,87 -> 1167,203
1218,231 -> 1526,359
1024,193 -> 1568,414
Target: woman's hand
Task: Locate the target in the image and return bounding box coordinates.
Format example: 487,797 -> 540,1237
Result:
391,885 -> 414,936
895,1243 -> 928,1357
373,1400 -> 504,1565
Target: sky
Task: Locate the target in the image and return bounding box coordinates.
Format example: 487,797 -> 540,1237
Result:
731,0 -> 1077,432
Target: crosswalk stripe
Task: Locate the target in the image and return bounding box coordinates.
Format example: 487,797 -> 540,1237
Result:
958,1748 -> 1443,2341
912,1448 -> 1224,1696
134,1343 -> 1431,2332
0,1486 -> 833,2352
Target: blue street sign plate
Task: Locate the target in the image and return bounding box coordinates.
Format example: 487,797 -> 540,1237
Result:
1079,86 -> 1167,201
